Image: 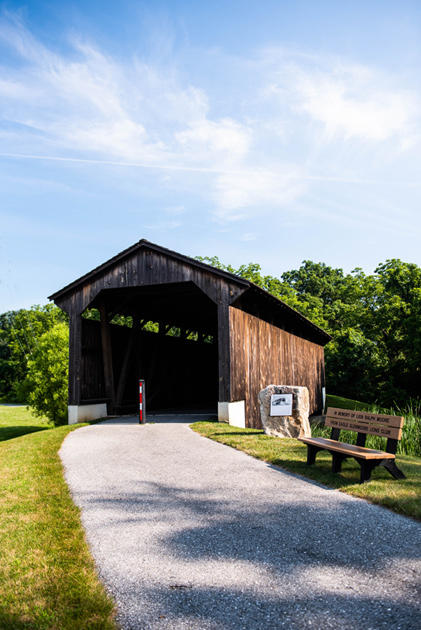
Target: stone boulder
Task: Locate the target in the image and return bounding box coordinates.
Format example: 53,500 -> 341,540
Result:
258,385 -> 311,438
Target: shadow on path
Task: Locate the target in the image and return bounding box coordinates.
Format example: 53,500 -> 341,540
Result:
81,480 -> 421,629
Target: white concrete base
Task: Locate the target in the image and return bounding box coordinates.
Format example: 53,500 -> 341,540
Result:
218,400 -> 246,428
68,403 -> 108,424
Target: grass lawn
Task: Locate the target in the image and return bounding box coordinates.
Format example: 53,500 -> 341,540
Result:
191,422 -> 421,521
326,393 -> 373,412
0,406 -> 116,630
0,405 -> 51,442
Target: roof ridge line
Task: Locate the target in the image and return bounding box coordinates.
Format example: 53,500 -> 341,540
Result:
48,239 -> 248,301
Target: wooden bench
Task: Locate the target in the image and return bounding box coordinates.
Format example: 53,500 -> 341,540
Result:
298,407 -> 406,483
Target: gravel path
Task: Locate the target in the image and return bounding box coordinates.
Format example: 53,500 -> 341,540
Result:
60,416 -> 421,630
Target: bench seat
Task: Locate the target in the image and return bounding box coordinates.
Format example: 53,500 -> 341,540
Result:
298,437 -> 395,460
298,408 -> 406,482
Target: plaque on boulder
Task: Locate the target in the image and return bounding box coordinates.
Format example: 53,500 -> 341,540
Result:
259,385 -> 311,438
270,394 -> 293,416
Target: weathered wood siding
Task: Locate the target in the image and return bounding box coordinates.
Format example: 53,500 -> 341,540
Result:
55,248 -> 246,316
229,307 -> 325,428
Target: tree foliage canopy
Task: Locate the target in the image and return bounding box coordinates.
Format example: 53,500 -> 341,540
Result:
198,256 -> 421,406
0,305 -> 67,401
26,322 -> 69,425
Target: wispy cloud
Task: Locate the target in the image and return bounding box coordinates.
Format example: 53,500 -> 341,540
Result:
176,118 -> 251,164
0,15 -> 420,223
212,165 -> 305,221
296,71 -> 415,142
263,49 -> 419,145
3,152 -> 419,186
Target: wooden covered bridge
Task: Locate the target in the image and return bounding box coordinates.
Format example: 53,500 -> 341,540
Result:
49,240 -> 330,428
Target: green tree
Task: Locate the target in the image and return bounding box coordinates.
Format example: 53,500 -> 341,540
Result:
0,313 -> 15,398
0,305 -> 67,401
325,328 -> 385,402
27,322 -> 69,426
198,253 -> 421,406
372,260 -> 421,404
281,260 -> 345,305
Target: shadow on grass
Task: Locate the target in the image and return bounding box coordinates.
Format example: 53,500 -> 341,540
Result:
0,425 -> 49,442
0,611 -> 35,629
211,430 -> 264,437
270,454 -> 418,486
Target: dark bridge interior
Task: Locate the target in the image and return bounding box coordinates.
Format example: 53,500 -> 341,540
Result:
81,282 -> 218,415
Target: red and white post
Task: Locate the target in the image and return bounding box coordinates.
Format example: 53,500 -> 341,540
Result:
139,379 -> 146,424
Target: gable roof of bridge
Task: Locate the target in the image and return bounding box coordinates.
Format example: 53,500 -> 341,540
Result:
49,239 -> 331,345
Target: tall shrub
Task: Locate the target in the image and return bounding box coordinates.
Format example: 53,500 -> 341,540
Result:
0,305 -> 67,401
27,322 -> 69,425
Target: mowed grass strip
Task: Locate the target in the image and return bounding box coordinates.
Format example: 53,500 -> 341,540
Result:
0,408 -> 116,630
191,422 -> 421,521
326,394 -> 371,412
0,405 -> 51,442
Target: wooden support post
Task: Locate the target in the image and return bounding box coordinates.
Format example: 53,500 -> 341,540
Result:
356,432 -> 367,447
359,460 -> 376,484
115,320 -> 140,408
68,314 -> 82,405
99,303 -> 115,412
381,459 -> 406,480
217,303 -> 231,402
330,428 -> 340,441
306,444 -> 320,465
332,452 -> 346,473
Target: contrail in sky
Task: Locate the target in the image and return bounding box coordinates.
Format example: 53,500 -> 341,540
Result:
0,152 -> 419,186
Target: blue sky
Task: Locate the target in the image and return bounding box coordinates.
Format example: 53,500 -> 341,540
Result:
1,0 -> 421,310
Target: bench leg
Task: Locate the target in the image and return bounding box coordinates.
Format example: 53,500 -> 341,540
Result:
359,460 -> 377,483
381,459 -> 406,480
332,453 -> 347,473
307,445 -> 321,465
